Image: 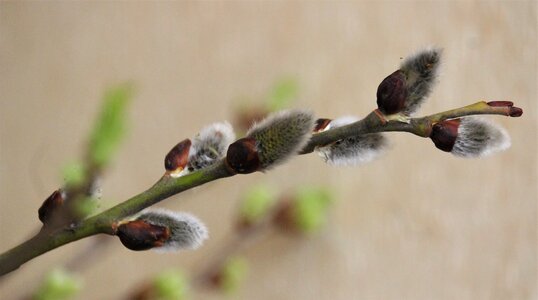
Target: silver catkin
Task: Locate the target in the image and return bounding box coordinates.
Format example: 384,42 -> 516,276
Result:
452,117 -> 511,157
317,116 -> 388,166
137,208 -> 208,252
400,47 -> 442,115
187,122 -> 235,171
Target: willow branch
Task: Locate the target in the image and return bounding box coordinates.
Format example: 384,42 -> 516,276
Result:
0,101 -> 520,276
302,101 -> 519,153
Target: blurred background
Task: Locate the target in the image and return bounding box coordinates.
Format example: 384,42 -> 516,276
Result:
0,1 -> 536,299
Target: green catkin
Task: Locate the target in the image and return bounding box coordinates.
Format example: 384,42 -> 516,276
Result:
247,110 -> 315,169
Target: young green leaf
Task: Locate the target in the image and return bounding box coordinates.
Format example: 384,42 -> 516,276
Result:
292,187 -> 334,234
218,256 -> 249,294
153,270 -> 189,300
267,78 -> 298,111
61,162 -> 86,187
88,83 -> 134,167
239,184 -> 276,225
33,269 -> 82,300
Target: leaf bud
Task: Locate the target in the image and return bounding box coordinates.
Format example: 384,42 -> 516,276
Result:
38,189 -> 65,225
117,220 -> 171,251
376,70 -> 408,115
313,118 -> 332,133
164,139 -> 192,177
225,137 -> 260,174
430,119 -> 461,152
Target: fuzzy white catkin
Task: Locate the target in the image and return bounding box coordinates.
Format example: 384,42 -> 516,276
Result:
317,116 -> 388,166
400,47 -> 442,115
452,117 -> 511,157
137,208 -> 209,252
187,121 -> 235,171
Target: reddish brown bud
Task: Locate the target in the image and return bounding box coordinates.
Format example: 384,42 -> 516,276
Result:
38,189 -> 65,224
430,119 -> 461,152
225,137 -> 260,174
117,220 -> 171,251
272,200 -> 296,233
208,270 -> 223,288
313,118 -> 332,132
509,107 -> 523,117
487,101 -> 513,107
164,139 -> 192,174
376,70 -> 408,115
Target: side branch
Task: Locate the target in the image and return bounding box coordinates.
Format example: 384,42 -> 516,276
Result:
301,101 -> 520,153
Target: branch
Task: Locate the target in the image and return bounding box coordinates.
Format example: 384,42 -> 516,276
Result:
0,100 -> 520,276
302,101 -> 520,153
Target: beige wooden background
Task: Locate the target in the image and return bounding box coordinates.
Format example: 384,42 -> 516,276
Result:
1,1 -> 536,299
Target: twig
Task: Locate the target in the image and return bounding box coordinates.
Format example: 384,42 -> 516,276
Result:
0,101 -> 520,276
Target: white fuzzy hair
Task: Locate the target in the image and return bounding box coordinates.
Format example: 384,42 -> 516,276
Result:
317,116 -> 387,166
186,121 -> 235,172
195,121 -> 236,150
399,47 -> 443,115
452,117 -> 511,158
137,208 -> 209,252
327,115 -> 360,129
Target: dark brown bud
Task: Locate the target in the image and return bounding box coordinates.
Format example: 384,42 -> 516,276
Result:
225,137 -> 260,174
38,189 -> 65,224
313,118 -> 332,133
116,220 -> 171,251
376,70 -> 408,115
509,107 -> 523,117
487,101 -> 513,107
430,119 -> 461,152
164,139 -> 192,175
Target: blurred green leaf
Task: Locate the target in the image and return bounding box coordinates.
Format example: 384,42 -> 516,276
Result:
34,269 -> 82,300
88,83 -> 133,167
61,162 -> 86,187
239,184 -> 276,224
292,187 -> 334,234
153,270 -> 188,300
267,78 -> 298,111
220,256 -> 248,294
73,197 -> 99,218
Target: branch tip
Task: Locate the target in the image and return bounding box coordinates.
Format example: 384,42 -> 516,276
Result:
487,100 -> 514,107
509,107 -> 523,117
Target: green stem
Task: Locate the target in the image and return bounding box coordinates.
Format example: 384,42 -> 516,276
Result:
0,220 -> 103,277
0,101 -> 520,277
0,161 -> 233,276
